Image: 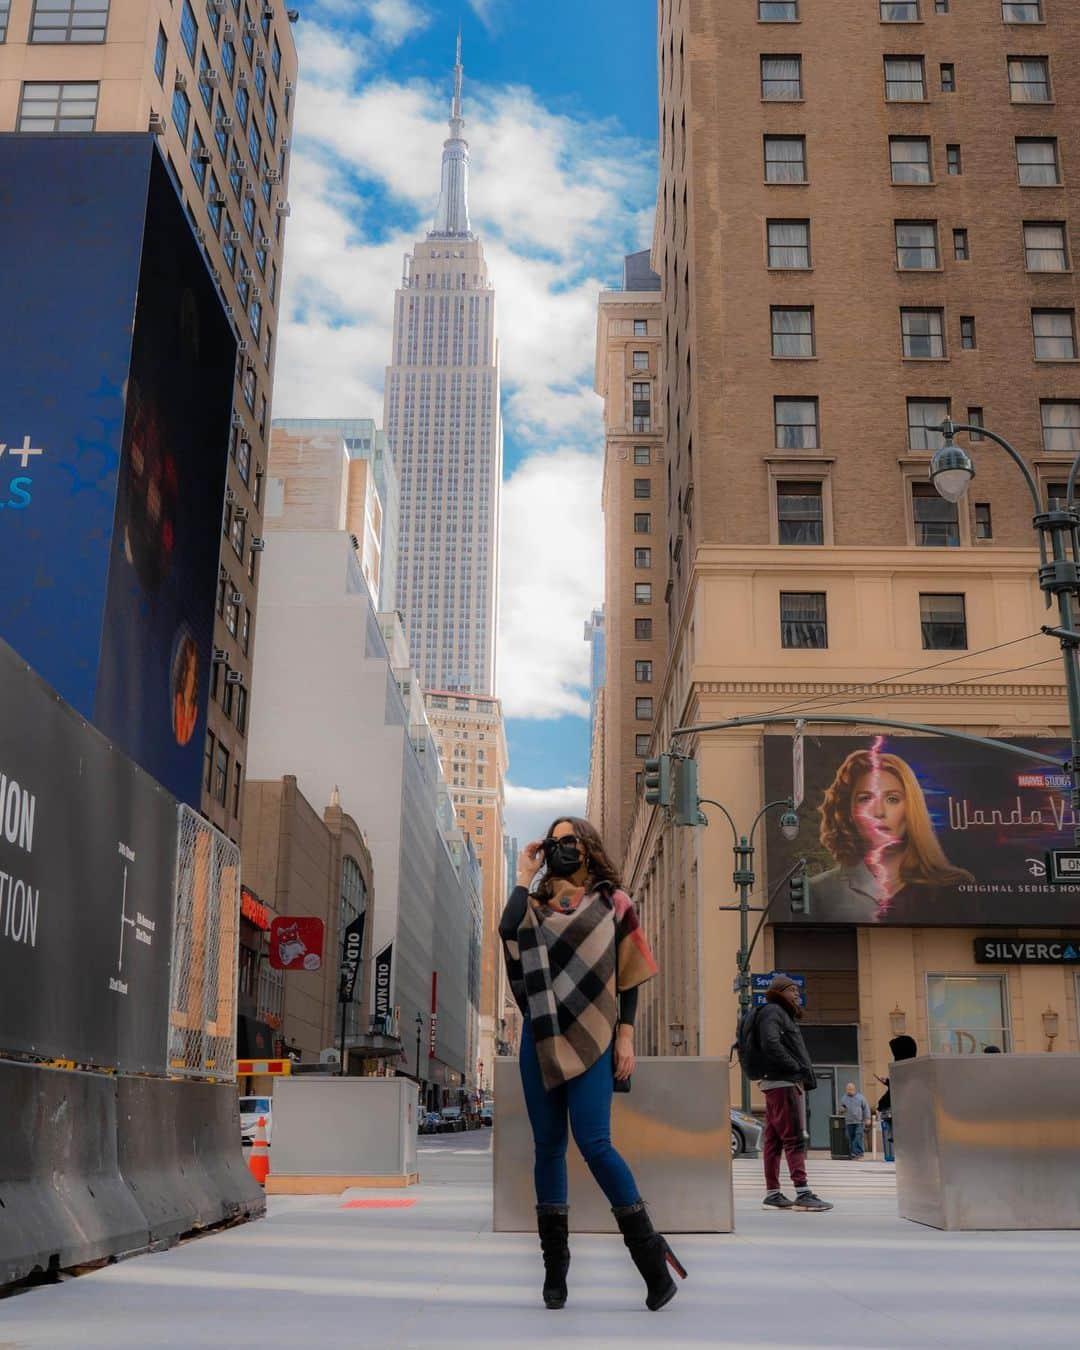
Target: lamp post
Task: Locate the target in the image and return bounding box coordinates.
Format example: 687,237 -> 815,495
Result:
414,1012 -> 424,1098
701,796 -> 799,1112
929,417 -> 1080,844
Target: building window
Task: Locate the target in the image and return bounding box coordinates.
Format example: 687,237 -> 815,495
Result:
895,220 -> 938,269
759,0 -> 798,17
635,660 -> 653,682
635,618 -> 653,640
635,698 -> 654,720
761,55 -> 802,100
213,741 -> 229,805
1041,401 -> 1080,452
771,306 -> 815,357
633,319 -> 648,335
1046,481 -> 1070,509
634,547 -> 652,568
780,592 -> 827,648
940,63 -> 955,92
204,732 -> 215,793
881,1 -> 919,19
921,593 -> 967,647
635,734 -> 650,757
1024,221 -> 1068,270
927,974 -> 1008,1053
231,514 -> 246,557
890,137 -> 932,184
232,760 -> 242,817
952,227 -> 969,260
633,478 -> 651,499
777,480 -> 824,544
767,218 -> 810,268
180,0 -> 198,61
1033,309 -> 1077,359
1002,1 -> 1042,19
907,398 -> 950,449
272,34 -> 282,77
634,583 -> 652,605
632,381 -> 651,432
171,88 -> 191,147
885,57 -> 926,101
154,24 -> 167,81
946,144 -> 962,175
765,135 -> 807,183
975,503 -> 993,539
1017,138 -> 1059,185
960,315 -> 977,349
30,0 -> 109,42
18,81 -> 98,131
935,0 -> 949,10
901,308 -> 945,358
633,446 -> 651,465
632,351 -> 649,371
967,406 -> 985,440
913,481 -> 960,545
634,512 -> 651,533
190,124 -> 207,188
198,46 -> 215,111
774,397 -> 819,449
1008,56 -> 1051,102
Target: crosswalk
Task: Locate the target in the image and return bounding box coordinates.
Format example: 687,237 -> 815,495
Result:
733,1157 -> 898,1199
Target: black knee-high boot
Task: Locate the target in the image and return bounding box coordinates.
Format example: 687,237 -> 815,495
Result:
536,1204 -> 570,1309
612,1200 -> 687,1311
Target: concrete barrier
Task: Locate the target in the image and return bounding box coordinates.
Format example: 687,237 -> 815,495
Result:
0,1061 -> 148,1285
493,1056 -> 733,1233
117,1077 -> 264,1242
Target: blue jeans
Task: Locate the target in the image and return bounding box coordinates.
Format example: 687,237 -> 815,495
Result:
880,1114 -> 894,1162
519,1019 -> 640,1208
846,1121 -> 865,1158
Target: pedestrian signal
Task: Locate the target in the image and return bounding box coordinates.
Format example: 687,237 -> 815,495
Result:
643,755 -> 672,808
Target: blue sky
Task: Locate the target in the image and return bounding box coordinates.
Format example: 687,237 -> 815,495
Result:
272,0 -> 659,846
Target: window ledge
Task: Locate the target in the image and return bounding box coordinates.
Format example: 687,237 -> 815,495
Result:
761,98 -> 806,105
771,354 -> 819,361
902,356 -> 950,363
764,181 -> 810,187
891,181 -> 937,188
1034,357 -> 1080,363
1026,267 -> 1074,275
1010,100 -> 1055,108
1019,183 -> 1065,189
885,98 -> 931,105
767,265 -> 814,272
896,266 -> 945,274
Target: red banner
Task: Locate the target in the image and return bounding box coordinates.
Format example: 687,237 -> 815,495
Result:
269,916 -> 325,971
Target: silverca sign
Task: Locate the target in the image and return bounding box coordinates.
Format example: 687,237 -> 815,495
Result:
974,937 -> 1080,965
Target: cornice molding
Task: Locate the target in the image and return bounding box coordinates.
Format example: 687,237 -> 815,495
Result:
694,679 -> 1062,700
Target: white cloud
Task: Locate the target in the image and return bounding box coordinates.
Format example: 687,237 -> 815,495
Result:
504,783 -> 589,849
467,0 -> 500,31
497,447 -> 603,720
366,0 -> 430,47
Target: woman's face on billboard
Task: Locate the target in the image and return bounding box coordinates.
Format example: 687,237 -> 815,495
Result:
852,769 -> 906,850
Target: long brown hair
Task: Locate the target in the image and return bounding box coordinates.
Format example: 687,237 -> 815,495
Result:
534,816 -> 622,899
819,749 -> 973,889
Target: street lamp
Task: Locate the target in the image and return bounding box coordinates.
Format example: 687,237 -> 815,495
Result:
414,1012 -> 424,1088
669,1021 -> 685,1051
929,417 -> 1080,844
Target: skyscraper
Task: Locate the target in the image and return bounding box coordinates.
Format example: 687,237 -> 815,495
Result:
384,39 -> 502,695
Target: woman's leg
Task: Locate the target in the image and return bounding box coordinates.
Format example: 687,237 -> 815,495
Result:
519,1020 -> 570,1204
565,1039 -> 640,1208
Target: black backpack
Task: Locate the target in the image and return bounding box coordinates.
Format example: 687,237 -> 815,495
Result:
732,1005 -> 768,1081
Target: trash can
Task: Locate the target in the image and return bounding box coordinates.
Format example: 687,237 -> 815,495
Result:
829,1114 -> 849,1159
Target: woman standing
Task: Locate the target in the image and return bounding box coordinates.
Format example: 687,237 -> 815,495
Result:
499,817 -> 687,1312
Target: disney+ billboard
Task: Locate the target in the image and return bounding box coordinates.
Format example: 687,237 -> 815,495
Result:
764,735 -> 1076,926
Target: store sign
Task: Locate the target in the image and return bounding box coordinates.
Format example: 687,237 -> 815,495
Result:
269,915 -> 325,971
241,887 -> 270,930
975,937 -> 1080,965
765,735 -> 1077,926
339,911 -> 366,1003
374,943 -> 393,1018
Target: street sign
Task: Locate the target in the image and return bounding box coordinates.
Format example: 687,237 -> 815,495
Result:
751,971 -> 806,1008
792,727 -> 805,810
975,937 -> 1080,964
1046,850 -> 1080,885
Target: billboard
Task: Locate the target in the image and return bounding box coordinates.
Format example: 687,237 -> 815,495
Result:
0,638 -> 177,1071
0,136 -> 235,808
763,734 -> 1077,927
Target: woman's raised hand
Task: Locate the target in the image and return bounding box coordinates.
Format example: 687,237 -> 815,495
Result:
517,839 -> 545,887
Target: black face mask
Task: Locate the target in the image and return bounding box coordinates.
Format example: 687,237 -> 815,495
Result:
544,837 -> 583,879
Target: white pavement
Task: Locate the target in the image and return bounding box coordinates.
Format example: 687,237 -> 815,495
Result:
3,1133 -> 1079,1349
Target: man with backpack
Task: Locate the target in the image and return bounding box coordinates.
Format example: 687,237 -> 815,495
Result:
746,974 -> 833,1212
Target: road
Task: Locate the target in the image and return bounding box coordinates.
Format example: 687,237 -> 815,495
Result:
2,1136 -> 1077,1348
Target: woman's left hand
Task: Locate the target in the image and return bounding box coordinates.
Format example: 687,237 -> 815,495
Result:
614,1026 -> 635,1081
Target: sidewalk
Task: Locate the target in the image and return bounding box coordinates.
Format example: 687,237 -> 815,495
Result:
2,1134 -> 1077,1348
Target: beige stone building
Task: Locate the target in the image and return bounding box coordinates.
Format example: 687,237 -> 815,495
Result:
0,0 -> 298,842
593,252 -> 667,867
612,0 -> 1080,1126
425,689 -> 507,1093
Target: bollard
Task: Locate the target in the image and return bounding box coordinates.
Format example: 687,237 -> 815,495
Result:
247,1116 -> 270,1187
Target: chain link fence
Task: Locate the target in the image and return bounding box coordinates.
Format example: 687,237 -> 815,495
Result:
167,806 -> 241,1081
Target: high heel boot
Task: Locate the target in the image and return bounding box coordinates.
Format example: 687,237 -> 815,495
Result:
612,1200 -> 687,1311
535,1204 -> 570,1309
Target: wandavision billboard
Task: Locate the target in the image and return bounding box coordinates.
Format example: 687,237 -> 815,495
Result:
764,735 -> 1076,926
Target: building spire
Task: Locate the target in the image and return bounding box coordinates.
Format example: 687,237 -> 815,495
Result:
430,31 -> 473,239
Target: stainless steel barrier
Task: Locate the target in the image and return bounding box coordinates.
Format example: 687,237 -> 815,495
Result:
892,1054 -> 1080,1231
493,1056 -> 733,1233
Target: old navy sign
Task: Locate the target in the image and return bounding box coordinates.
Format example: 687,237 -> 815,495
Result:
975,937 -> 1080,964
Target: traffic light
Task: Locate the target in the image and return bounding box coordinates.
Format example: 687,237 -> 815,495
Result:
672,755 -> 703,827
789,865 -> 810,915
643,755 -> 672,808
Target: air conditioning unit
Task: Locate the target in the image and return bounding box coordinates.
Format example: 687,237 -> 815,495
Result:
225,487 -> 236,503
231,412 -> 243,428
241,266 -> 254,281
210,0 -> 226,13
250,537 -> 266,553
244,19 -> 258,34
279,137 -> 290,151
265,168 -> 281,184
235,158 -> 249,174
251,286 -> 262,300
218,115 -> 235,131
210,190 -> 227,204
218,564 -> 229,580
226,670 -> 244,685
212,648 -> 229,664
195,227 -> 206,242
238,339 -> 250,353
259,233 -> 272,248
319,1048 -> 341,1067
224,304 -> 235,317
197,147 -> 212,162
245,355 -> 257,372
148,113 -> 167,135
262,3 -> 274,16
276,201 -> 291,217
228,229 -> 241,243
234,508 -> 249,522
284,79 -> 296,94
243,181 -> 256,198
223,22 -> 235,37
238,71 -> 249,89
206,69 -> 221,88
230,588 -> 244,604
175,73 -> 188,93
287,8 -> 299,22
255,51 -> 266,68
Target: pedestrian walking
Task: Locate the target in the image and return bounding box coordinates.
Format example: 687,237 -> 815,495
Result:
499,817 -> 687,1312
838,1083 -> 871,1159
756,975 -> 833,1212
875,1034 -> 917,1163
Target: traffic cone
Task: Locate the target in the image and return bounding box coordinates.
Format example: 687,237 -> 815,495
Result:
248,1115 -> 270,1186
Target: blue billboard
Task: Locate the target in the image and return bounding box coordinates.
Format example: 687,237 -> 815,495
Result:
0,136 -> 235,807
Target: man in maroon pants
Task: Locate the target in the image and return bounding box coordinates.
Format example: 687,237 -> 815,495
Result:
756,975 -> 833,1212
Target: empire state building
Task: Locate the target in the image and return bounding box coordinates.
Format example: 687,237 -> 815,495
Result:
385,40 -> 502,695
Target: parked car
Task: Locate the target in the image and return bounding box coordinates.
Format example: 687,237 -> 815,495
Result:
239,1096 -> 273,1147
479,1106 -> 494,1127
730,1108 -> 763,1157
439,1106 -> 467,1133
418,1111 -> 442,1135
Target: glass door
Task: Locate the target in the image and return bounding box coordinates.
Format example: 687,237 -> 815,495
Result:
805,1067 -> 835,1149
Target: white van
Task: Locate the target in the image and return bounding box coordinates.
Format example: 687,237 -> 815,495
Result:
239,1095 -> 273,1146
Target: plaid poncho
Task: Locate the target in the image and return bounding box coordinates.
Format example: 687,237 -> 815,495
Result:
504,886 -> 658,1091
